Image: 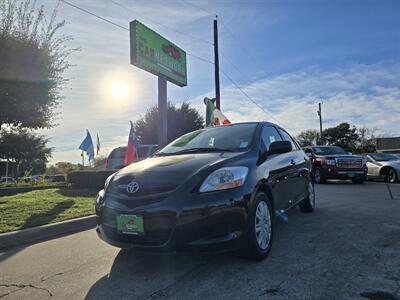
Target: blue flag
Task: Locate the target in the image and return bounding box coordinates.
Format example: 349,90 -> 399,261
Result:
79,129 -> 95,161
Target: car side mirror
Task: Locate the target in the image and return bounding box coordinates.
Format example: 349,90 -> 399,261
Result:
268,141 -> 292,155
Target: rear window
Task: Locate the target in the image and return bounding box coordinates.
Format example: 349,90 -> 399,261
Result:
109,148 -> 126,159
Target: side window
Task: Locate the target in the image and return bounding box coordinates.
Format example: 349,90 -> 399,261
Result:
278,129 -> 298,151
261,126 -> 282,150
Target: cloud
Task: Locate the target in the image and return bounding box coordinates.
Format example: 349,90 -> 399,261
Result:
189,62 -> 400,137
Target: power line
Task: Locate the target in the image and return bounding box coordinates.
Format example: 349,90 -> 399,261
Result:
219,68 -> 299,134
60,0 -> 129,31
107,0 -> 213,46
61,0 -> 296,132
60,0 -> 214,66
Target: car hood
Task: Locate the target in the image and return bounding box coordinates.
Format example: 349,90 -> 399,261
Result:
108,152 -> 245,195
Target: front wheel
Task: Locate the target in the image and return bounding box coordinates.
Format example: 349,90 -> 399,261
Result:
242,192 -> 274,261
383,168 -> 398,183
299,180 -> 315,213
314,167 -> 326,184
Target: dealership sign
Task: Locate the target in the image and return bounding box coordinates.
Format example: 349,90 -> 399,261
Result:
130,20 -> 187,87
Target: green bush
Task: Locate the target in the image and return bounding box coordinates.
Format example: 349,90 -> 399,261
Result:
67,170 -> 115,189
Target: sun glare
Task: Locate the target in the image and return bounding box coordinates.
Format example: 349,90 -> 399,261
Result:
111,81 -> 129,98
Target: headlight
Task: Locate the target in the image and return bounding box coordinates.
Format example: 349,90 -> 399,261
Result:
326,159 -> 336,166
96,189 -> 105,205
199,167 -> 248,193
104,174 -> 114,190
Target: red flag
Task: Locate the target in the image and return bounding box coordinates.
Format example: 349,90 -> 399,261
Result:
124,121 -> 138,165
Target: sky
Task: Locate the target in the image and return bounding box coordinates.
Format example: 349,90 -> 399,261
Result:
34,0 -> 400,164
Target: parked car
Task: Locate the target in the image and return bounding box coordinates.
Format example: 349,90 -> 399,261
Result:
96,122 -> 315,260
45,174 -> 66,183
105,145 -> 158,170
365,153 -> 400,183
0,176 -> 15,183
303,146 -> 367,184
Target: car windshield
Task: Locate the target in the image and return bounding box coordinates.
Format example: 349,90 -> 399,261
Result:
157,124 -> 257,155
370,153 -> 400,161
312,146 -> 347,155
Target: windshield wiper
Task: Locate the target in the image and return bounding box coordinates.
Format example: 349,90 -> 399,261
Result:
156,147 -> 233,156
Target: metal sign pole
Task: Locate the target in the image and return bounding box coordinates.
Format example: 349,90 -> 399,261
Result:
158,76 -> 168,147
5,159 -> 9,184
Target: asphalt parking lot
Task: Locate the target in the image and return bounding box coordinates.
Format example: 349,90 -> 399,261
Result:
1,181 -> 400,300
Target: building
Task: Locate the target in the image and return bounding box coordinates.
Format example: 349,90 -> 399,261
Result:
376,137 -> 400,154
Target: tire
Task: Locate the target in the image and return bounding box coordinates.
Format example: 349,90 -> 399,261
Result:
242,192 -> 274,261
351,177 -> 365,184
382,167 -> 398,183
299,179 -> 315,213
314,167 -> 326,184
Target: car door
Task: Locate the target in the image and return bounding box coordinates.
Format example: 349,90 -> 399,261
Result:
366,156 -> 381,177
277,128 -> 309,205
259,125 -> 291,210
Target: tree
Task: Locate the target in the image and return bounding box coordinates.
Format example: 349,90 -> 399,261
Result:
0,127 -> 52,175
323,123 -> 359,152
0,0 -> 77,128
134,102 -> 204,144
46,161 -> 82,175
296,129 -> 320,147
354,126 -> 377,153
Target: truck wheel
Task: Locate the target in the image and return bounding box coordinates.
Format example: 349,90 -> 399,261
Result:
299,179 -> 315,213
242,192 -> 274,261
314,167 -> 326,184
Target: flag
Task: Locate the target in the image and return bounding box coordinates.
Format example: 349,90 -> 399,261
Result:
124,121 -> 139,165
204,97 -> 231,127
96,134 -> 101,155
79,129 -> 95,161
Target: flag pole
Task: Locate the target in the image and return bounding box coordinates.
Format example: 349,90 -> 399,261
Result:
81,150 -> 85,168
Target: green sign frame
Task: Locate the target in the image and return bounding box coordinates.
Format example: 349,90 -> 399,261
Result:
130,20 -> 187,87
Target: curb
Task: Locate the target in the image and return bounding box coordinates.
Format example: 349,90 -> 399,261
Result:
0,215 -> 96,250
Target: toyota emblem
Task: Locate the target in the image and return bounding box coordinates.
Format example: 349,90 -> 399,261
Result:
126,181 -> 140,194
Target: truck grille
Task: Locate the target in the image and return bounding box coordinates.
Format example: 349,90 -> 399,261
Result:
336,159 -> 363,169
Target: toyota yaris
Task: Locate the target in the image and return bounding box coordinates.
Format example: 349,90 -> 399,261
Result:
96,122 -> 315,260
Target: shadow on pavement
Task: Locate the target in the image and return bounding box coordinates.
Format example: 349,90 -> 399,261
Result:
85,248 -> 241,300
0,200 -> 76,262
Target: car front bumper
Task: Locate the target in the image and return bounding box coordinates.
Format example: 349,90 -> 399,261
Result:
322,165 -> 367,180
95,186 -> 253,252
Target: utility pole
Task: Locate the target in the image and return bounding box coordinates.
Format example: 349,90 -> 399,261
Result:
213,16 -> 220,110
317,102 -> 323,144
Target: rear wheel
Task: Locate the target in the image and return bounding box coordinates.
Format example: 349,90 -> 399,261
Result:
299,180 -> 315,213
242,192 -> 273,261
314,167 -> 326,184
382,167 -> 398,183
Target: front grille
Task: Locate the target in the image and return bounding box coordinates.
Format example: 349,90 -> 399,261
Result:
336,159 -> 363,169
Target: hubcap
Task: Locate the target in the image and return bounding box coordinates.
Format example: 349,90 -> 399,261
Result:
387,169 -> 396,183
255,201 -> 272,250
308,181 -> 315,208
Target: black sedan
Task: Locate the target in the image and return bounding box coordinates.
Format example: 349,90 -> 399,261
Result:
96,122 -> 315,260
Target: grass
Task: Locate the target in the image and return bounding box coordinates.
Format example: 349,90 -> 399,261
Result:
0,188 -> 97,233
